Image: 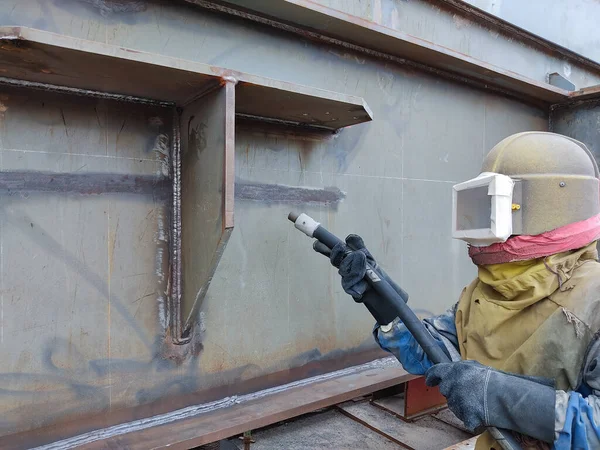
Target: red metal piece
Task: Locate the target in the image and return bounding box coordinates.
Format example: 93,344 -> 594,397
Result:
404,376 -> 447,419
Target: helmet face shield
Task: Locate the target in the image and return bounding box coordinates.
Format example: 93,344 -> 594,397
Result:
452,173 -> 515,246
453,132 -> 600,248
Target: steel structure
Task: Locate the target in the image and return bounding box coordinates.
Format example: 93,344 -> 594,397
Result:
1,0 -> 599,447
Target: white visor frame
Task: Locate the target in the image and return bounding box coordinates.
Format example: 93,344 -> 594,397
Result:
452,172 -> 515,247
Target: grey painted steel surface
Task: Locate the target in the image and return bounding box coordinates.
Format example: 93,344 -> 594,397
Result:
302,0 -> 600,90
199,0 -> 571,105
465,0 -> 600,65
0,0 -> 548,441
0,21 -> 373,347
551,99 -> 600,166
0,88 -> 174,434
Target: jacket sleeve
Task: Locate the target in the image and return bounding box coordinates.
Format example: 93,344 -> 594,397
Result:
372,304 -> 462,375
554,338 -> 600,449
554,391 -> 600,449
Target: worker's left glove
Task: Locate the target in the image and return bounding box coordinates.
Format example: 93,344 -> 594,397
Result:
315,234 -> 408,325
328,234 -> 375,300
425,360 -> 556,443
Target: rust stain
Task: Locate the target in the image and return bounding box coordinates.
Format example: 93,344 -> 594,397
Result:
159,324 -> 204,366
236,117 -> 335,141
0,42 -> 27,53
299,139 -> 314,170
108,217 -> 119,277
219,76 -> 237,86
452,14 -> 471,30
0,27 -> 23,38
72,0 -> 148,15
210,66 -> 243,80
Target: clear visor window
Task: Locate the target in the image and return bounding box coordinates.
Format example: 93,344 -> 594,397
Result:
455,185 -> 492,231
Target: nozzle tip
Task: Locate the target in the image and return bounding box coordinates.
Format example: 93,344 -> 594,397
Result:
288,211 -> 300,223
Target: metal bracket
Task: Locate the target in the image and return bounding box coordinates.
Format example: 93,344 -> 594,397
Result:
404,376 -> 447,420
548,72 -> 576,92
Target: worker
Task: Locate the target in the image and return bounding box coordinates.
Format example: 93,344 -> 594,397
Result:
329,132 -> 600,449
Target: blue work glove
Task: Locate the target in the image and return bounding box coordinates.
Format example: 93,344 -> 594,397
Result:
425,360 -> 556,443
328,234 -> 376,300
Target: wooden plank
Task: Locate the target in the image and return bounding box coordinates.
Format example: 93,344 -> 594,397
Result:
76,367 -> 414,449
0,27 -> 372,129
200,0 -> 570,104
338,401 -> 471,450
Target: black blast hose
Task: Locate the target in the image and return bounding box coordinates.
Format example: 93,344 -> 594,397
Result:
287,211 -> 522,450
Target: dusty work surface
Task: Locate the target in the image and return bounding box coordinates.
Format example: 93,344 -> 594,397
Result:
228,409 -> 401,449
433,409 -> 473,434
372,393 -> 407,417
227,403 -> 472,450
443,436 -> 478,449
339,401 -> 470,450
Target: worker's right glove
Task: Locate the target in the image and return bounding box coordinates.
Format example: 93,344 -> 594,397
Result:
425,360 -> 556,443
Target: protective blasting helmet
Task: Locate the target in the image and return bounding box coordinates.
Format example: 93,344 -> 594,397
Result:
452,132 -> 600,246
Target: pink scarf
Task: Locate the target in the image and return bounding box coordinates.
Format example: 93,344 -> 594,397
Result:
469,213 -> 600,265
